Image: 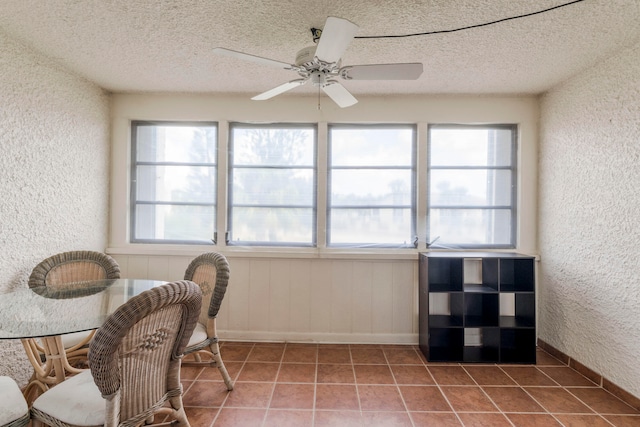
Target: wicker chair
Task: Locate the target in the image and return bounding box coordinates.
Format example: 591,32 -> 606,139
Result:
27,250 -> 121,362
0,376 -> 29,427
183,252 -> 234,390
30,280 -> 202,427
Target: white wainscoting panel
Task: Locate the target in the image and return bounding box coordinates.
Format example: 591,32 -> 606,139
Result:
110,254 -> 419,344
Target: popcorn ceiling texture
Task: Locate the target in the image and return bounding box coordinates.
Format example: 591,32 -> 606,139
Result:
0,30 -> 110,385
539,40 -> 640,398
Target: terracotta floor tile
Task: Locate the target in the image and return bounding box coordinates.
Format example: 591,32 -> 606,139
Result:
353,364 -> 395,384
269,383 -> 315,409
315,384 -> 360,410
182,380 -> 230,407
499,366 -> 558,386
506,413 -> 563,426
223,381 -> 274,408
318,347 -> 352,364
553,414 -> 616,427
538,366 -> 598,386
196,361 -> 243,382
361,411 -> 413,426
567,387 -> 640,414
247,345 -> 285,362
383,346 -> 425,364
212,408 -> 266,426
263,409 -> 314,427
463,366 -> 517,385
317,363 -> 355,383
181,365 -> 204,380
218,344 -> 253,362
440,386 -> 499,412
524,386 -> 594,414
390,365 -> 435,385
399,385 -> 452,412
277,363 -> 316,383
358,385 -> 406,411
183,406 -> 219,427
314,410 -> 363,427
481,386 -> 545,413
281,344 -> 317,363
535,350 -> 566,366
428,365 -> 476,385
457,412 -> 513,427
350,347 -> 387,364
236,361 -> 279,382
409,411 -> 462,426
602,414 -> 640,426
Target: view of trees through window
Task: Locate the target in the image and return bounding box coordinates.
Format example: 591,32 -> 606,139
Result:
130,121 -> 517,249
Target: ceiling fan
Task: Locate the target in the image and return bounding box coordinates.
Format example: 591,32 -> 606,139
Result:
213,17 -> 423,108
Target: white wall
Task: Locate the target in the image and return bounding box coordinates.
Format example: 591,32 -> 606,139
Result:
0,31 -> 111,384
108,94 -> 539,344
539,40 -> 640,397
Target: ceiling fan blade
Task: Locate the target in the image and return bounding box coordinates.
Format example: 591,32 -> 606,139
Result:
314,17 -> 359,63
341,63 -> 424,80
322,82 -> 358,108
213,47 -> 293,69
251,79 -> 308,101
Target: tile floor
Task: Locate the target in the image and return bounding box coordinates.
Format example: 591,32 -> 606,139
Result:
180,342 -> 640,427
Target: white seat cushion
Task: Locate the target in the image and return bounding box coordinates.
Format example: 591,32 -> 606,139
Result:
186,322 -> 207,347
37,330 -> 93,350
0,376 -> 29,425
32,370 -> 105,426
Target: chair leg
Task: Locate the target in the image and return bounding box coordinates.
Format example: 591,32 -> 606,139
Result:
211,342 -> 233,391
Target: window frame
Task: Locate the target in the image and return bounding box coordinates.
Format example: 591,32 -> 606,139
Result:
129,120 -> 218,245
327,123 -> 418,248
227,122 -> 318,247
426,123 -> 518,249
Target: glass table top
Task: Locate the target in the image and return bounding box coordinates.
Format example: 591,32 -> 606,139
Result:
0,279 -> 166,339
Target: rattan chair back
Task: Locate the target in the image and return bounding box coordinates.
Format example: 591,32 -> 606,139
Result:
28,250 -> 120,287
91,280 -> 201,425
183,252 -> 230,326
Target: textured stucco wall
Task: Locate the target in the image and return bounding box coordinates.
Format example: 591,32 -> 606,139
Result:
0,30 -> 110,385
539,41 -> 640,397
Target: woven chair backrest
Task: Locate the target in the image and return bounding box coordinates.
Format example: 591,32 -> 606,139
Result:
88,280 -> 201,425
184,252 -> 230,324
29,251 -> 120,288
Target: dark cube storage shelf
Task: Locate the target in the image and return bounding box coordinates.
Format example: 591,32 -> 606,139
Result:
419,252 -> 536,364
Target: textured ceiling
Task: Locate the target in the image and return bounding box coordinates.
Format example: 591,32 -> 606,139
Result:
1,0 -> 639,98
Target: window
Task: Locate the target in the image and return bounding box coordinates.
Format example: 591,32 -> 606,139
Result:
228,123 -> 316,246
130,121 -> 217,244
328,125 -> 416,247
427,124 -> 517,248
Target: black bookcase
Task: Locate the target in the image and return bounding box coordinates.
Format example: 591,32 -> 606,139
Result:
419,252 -> 536,364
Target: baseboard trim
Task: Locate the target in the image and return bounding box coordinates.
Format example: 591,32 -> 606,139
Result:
537,339 -> 640,411
219,330 -> 418,345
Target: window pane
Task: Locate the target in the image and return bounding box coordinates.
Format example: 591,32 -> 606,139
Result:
430,128 -> 512,167
232,127 -> 314,166
328,125 -> 416,247
134,204 -> 214,242
330,208 -> 413,245
231,207 -> 313,244
131,121 -> 217,244
229,124 -> 316,246
429,209 -> 512,246
331,128 -> 413,166
428,125 -> 516,248
429,169 -> 512,206
136,165 -> 216,203
136,125 -> 216,163
232,168 -> 313,205
331,170 -> 412,206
